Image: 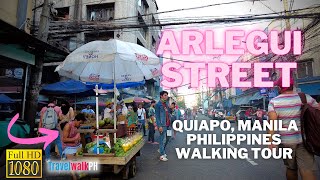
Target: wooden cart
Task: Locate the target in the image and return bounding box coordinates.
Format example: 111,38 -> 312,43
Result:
77,129 -> 145,179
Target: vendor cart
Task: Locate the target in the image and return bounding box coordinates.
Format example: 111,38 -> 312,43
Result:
76,128 -> 144,179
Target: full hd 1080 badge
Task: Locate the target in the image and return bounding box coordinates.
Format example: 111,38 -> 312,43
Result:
6,149 -> 42,178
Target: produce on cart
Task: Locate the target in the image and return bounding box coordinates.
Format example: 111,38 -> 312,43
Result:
55,39 -> 161,179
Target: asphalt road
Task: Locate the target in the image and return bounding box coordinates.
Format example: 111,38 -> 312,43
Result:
101,114 -> 320,180
2,115 -> 319,180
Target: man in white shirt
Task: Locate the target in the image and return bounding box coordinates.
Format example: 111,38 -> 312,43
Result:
104,102 -> 114,119
137,103 -> 146,136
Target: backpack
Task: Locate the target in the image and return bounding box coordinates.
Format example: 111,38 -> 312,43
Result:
42,108 -> 58,130
298,93 -> 320,156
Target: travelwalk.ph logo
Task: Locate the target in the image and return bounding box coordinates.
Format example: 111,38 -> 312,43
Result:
6,149 -> 42,178
47,160 -> 99,173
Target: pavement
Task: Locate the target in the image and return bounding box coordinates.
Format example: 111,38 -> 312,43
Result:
1,115 -> 320,180
102,114 -> 320,180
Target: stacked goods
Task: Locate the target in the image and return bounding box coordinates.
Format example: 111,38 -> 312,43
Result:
85,113 -> 95,122
85,141 -> 112,154
76,147 -> 83,156
114,133 -> 143,156
103,118 -> 114,126
114,138 -> 125,157
91,118 -> 114,128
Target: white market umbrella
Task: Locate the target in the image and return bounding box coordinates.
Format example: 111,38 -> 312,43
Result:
56,39 -> 160,83
55,39 -> 161,154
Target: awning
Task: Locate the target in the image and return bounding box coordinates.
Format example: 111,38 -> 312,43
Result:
298,83 -> 320,96
234,95 -> 251,105
249,92 -> 264,101
0,94 -> 14,104
41,80 -> 91,94
223,99 -> 232,108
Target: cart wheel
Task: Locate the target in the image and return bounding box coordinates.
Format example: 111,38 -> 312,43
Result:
129,159 -> 137,177
122,165 -> 129,179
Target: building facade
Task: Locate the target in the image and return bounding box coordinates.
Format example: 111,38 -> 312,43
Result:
34,0 -> 161,53
33,0 -> 161,97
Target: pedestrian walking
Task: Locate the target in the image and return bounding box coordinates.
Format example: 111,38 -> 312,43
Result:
155,91 -> 170,161
38,98 -> 63,161
170,102 -> 179,139
137,103 -> 147,136
267,77 -> 320,180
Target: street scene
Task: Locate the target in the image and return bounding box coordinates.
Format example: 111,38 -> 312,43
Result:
1,0 -> 320,180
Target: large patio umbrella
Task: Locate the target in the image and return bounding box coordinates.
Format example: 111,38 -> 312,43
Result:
55,39 -> 161,153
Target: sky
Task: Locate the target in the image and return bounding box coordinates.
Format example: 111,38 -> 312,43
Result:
155,0 -> 320,108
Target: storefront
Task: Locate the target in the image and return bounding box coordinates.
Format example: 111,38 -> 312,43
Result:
0,20 -> 68,120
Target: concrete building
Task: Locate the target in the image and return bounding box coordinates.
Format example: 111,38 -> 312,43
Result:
33,0 -> 162,97
34,0 -> 161,52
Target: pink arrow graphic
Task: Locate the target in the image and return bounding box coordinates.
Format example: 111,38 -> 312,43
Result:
7,113 -> 59,150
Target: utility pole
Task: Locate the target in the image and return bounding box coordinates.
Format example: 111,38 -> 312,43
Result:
282,0 -> 299,90
25,0 -> 51,137
282,0 -> 291,30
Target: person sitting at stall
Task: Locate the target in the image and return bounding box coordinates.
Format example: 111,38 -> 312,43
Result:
61,113 -> 87,180
81,105 -> 95,115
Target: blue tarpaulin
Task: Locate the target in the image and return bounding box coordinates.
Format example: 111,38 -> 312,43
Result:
86,80 -> 145,89
0,94 -> 14,104
76,99 -> 106,106
299,83 -> 320,96
41,80 -> 91,94
41,80 -> 145,95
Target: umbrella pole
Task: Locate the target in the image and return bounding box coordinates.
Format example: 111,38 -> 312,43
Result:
95,84 -> 99,154
113,61 -> 117,143
74,94 -> 76,112
113,62 -> 117,143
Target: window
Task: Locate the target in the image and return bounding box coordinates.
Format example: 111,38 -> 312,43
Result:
85,31 -> 114,43
87,3 -> 115,21
297,59 -> 313,78
53,7 -> 69,21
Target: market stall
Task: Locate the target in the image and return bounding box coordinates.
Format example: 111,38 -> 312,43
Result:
55,39 -> 161,179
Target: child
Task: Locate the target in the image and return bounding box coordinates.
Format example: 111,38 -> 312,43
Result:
148,100 -> 158,144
